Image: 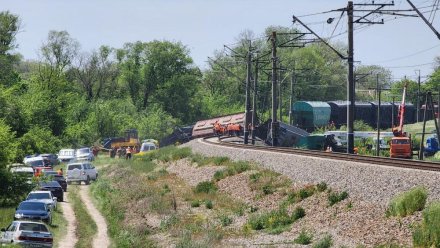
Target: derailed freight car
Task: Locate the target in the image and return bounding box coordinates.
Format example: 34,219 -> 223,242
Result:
192,112 -> 248,138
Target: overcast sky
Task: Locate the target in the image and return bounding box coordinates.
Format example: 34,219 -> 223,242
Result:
2,0 -> 440,81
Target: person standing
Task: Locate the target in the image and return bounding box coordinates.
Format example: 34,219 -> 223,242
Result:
126,146 -> 132,160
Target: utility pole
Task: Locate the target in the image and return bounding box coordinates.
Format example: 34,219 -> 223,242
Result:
271,31 -> 278,147
347,1 -> 355,154
417,70 -> 421,122
376,74 -> 381,157
289,63 -> 295,125
244,41 -> 252,144
391,95 -> 396,128
279,70 -> 282,123
251,60 -> 258,145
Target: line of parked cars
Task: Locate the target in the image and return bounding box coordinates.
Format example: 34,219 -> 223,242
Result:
1,148 -> 98,247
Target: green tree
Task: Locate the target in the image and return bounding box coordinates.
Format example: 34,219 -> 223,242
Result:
0,11 -> 21,87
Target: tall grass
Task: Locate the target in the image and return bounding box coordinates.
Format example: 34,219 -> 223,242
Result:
413,202 -> 440,247
386,186 -> 427,217
246,207 -> 305,234
0,207 -> 15,229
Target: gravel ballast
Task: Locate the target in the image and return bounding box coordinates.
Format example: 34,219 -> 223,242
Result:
182,138 -> 440,205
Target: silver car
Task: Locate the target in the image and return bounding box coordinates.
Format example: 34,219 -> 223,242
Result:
75,147 -> 94,161
0,221 -> 53,247
66,162 -> 97,185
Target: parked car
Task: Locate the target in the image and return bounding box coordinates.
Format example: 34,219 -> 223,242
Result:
75,147 -> 94,161
0,221 -> 53,247
14,201 -> 51,224
24,157 -> 52,169
42,171 -> 67,192
58,149 -> 76,162
26,191 -> 57,210
40,154 -> 59,166
66,162 -> 97,185
10,166 -> 34,184
38,181 -> 64,202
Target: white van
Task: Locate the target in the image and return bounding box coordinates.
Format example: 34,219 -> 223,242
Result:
58,149 -> 76,162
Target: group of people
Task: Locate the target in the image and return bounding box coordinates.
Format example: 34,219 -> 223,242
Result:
109,146 -> 136,159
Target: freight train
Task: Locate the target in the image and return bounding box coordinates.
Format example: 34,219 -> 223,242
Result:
292,101 -> 429,132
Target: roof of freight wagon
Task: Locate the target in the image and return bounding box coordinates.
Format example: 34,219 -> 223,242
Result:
293,101 -> 330,111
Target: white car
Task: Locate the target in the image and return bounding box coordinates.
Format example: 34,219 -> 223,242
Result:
26,191 -> 57,210
11,166 -> 34,184
58,149 -> 76,162
24,156 -> 51,168
0,221 -> 53,247
66,162 -> 97,185
75,147 -> 94,161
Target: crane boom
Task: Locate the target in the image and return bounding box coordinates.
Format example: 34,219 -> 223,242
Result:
394,83 -> 408,137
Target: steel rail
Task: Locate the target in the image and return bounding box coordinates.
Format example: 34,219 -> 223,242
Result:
201,136 -> 440,172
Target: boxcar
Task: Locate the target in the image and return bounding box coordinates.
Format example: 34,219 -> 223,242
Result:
327,101 -> 347,128
292,101 -> 331,131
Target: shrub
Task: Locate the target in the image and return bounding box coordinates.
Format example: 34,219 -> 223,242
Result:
249,173 -> 261,183
328,191 -> 349,206
218,214 -> 233,227
247,208 -> 303,233
316,182 -> 328,192
190,200 -> 200,208
298,187 -> 315,200
194,181 -> 218,194
413,202 -> 440,247
294,229 -> 313,245
231,161 -> 250,174
292,207 -> 306,221
313,234 -> 333,248
213,156 -> 230,166
262,184 -> 274,195
213,170 -> 226,181
205,200 -> 213,209
386,186 -> 428,217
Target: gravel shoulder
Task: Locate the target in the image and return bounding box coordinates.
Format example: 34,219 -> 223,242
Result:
79,186 -> 110,248
58,192 -> 78,248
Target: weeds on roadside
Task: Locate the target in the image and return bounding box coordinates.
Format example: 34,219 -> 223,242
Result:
386,186 -> 427,217
294,229 -> 313,245
246,207 -> 305,233
412,201 -> 440,247
190,200 -> 200,208
205,200 -> 213,209
328,191 -> 349,206
218,214 -> 233,227
316,182 -> 328,192
312,234 -> 333,248
194,181 -> 218,194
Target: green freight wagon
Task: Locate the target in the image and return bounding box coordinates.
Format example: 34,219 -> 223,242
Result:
292,101 -> 331,131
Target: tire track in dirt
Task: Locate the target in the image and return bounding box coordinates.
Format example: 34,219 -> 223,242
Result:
79,185 -> 110,248
58,192 -> 78,248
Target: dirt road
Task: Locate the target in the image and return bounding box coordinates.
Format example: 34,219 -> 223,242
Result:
79,185 -> 110,248
58,192 -> 78,248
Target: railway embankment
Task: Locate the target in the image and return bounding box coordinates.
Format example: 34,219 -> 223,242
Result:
183,138 -> 440,205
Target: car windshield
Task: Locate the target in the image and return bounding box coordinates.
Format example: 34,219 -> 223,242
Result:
43,171 -> 58,176
19,223 -> 49,232
77,148 -> 89,154
27,193 -> 51,200
40,181 -> 61,188
18,202 -> 46,211
68,164 -> 81,170
14,171 -> 34,177
27,160 -> 44,167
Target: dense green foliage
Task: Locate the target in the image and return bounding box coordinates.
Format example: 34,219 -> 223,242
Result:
386,186 -> 428,217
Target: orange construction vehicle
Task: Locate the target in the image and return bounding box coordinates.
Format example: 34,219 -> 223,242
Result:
390,83 -> 412,158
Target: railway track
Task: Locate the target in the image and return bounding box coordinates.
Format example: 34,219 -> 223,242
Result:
201,136 -> 440,172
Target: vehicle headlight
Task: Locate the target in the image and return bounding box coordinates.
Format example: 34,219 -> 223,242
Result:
15,213 -> 23,219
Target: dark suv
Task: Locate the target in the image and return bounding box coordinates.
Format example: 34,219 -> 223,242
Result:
38,181 -> 64,202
